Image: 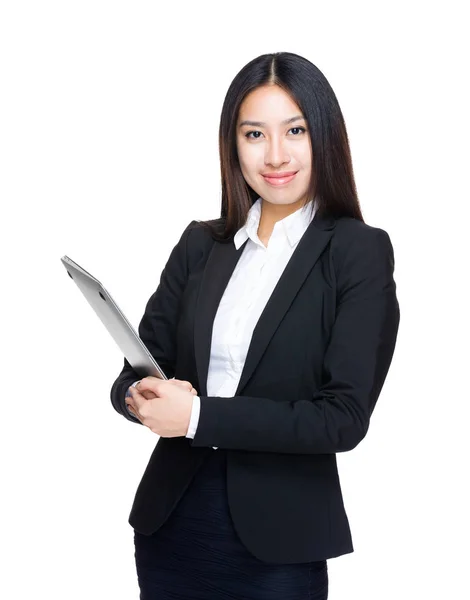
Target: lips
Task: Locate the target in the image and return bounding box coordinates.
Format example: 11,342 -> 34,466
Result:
262,171 -> 297,178
262,171 -> 298,186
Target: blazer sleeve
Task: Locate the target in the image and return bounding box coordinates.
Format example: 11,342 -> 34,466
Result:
109,220 -> 197,424
190,226 -> 400,454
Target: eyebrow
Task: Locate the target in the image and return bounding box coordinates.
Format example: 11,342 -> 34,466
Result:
238,115 -> 306,127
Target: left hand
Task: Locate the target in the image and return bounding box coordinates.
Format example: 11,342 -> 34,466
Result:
127,378 -> 195,438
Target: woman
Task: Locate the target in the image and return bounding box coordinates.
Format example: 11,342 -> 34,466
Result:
111,51 -> 400,599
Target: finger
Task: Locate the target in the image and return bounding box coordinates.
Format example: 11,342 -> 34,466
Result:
171,380 -> 192,391
135,376 -> 160,393
129,387 -> 147,409
130,381 -> 157,399
139,376 -> 161,385
126,402 -> 139,417
172,379 -> 194,390
135,378 -> 165,395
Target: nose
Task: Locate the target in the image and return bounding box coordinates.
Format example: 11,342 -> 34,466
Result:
265,135 -> 290,168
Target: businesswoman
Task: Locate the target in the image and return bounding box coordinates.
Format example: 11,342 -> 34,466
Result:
111,51 -> 400,599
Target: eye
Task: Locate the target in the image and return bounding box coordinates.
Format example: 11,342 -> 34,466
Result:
245,130 -> 263,139
288,127 -> 306,135
244,126 -> 307,139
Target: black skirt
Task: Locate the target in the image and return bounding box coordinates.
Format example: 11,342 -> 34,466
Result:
134,448 -> 328,600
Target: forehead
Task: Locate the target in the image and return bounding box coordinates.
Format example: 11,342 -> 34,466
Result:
238,85 -> 303,121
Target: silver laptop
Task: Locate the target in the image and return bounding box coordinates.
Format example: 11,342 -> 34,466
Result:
61,255 -> 167,380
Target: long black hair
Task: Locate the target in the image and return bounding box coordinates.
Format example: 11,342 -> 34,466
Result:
201,51 -> 364,241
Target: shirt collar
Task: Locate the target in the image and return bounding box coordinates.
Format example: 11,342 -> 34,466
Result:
234,197 -> 317,250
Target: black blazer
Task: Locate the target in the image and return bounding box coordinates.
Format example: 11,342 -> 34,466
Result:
110,211 -> 400,564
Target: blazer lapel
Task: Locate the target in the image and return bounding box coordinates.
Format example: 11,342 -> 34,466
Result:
193,213 -> 336,397
235,214 -> 336,394
193,238 -> 248,397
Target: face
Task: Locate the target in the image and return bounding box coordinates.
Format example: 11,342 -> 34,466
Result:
236,84 -> 313,211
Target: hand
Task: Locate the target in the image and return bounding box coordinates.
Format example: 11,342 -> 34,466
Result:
132,377 -> 198,401
126,377 -> 196,438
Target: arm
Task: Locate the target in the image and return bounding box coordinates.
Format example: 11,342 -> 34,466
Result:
110,221 -> 197,423
189,227 -> 400,454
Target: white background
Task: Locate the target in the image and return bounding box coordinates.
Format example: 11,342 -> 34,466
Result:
1,1 -> 468,598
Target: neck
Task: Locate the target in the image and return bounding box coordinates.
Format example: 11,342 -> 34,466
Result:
257,198 -> 307,244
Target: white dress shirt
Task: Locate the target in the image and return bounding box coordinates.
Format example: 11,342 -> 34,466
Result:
186,197 -> 317,450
